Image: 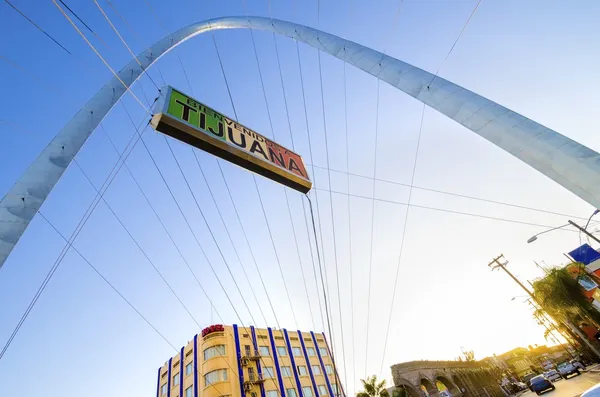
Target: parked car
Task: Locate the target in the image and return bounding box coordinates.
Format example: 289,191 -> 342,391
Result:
571,360 -> 585,370
515,382 -> 528,391
543,369 -> 562,382
530,375 -> 556,395
557,361 -> 581,378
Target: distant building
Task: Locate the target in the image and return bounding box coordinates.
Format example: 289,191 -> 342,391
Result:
155,324 -> 342,397
389,360 -> 504,397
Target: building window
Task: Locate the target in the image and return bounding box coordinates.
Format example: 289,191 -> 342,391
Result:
186,363 -> 193,376
277,346 -> 287,356
319,348 -> 327,356
260,346 -> 270,356
205,369 -> 228,385
303,387 -> 314,397
287,388 -> 298,397
264,366 -> 275,378
282,366 -> 292,377
267,391 -> 279,397
173,373 -> 180,386
297,365 -> 308,376
293,347 -> 302,357
332,384 -> 339,396
185,386 -> 193,397
245,345 -> 252,357
307,347 -> 316,356
204,345 -> 226,360
312,365 -> 321,375
325,365 -> 333,375
248,367 -> 256,382
319,385 -> 327,396
161,383 -> 168,395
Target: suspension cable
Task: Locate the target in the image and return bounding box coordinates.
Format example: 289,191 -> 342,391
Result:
52,0 -> 150,113
378,104 -> 425,377
272,27 -> 317,331
0,110 -> 150,361
4,0 -> 71,55
306,164 -> 589,222
295,40 -> 327,334
92,0 -> 160,91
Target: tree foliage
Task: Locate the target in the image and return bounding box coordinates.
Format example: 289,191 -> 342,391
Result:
532,263 -> 600,326
357,375 -> 388,397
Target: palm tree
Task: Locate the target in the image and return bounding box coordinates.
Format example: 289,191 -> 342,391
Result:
357,375 -> 388,397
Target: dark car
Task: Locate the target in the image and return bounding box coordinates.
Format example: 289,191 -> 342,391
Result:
530,375 -> 556,395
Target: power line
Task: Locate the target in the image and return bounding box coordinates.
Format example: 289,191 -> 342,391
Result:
295,39 -> 327,334
314,187 -> 585,232
57,0 -> 110,49
37,209 -> 270,397
316,31 -> 348,390
53,0 -> 150,113
307,164 -> 589,222
272,30 -> 317,332
3,0 -> 72,55
428,0 -> 482,88
364,77 -> 380,378
0,114 -> 149,361
71,156 -> 203,328
117,103 -> 288,397
228,25 -> 302,329
163,137 -> 260,327
378,103 -> 425,378
103,0 -> 167,85
92,0 -> 160,91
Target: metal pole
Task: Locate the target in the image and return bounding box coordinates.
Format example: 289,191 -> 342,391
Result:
488,255 -> 600,358
569,220 -> 600,245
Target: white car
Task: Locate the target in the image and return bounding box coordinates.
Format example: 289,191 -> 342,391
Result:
543,369 -> 562,382
557,362 -> 580,379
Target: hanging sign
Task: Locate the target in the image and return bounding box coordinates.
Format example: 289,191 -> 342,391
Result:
151,86 -> 312,193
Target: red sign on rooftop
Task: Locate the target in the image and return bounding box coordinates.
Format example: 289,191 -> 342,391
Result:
202,324 -> 224,337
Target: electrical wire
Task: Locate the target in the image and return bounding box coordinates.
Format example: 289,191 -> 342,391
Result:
428,0 -> 482,88
272,29 -> 317,332
378,104 -> 425,377
3,0 -> 72,55
58,0 -> 111,49
0,111 -> 149,361
92,0 -> 160,91
52,0 -> 150,114
220,23 -> 302,328
315,31 -> 348,392
104,0 -> 167,85
163,137 -> 260,327
307,164 -> 589,222
37,209 -> 268,397
295,40 -> 327,334
314,187 -> 584,232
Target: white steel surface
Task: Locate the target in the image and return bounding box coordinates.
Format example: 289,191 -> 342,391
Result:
1,16 -> 599,269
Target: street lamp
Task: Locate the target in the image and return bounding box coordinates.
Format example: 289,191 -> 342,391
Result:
527,223 -> 570,243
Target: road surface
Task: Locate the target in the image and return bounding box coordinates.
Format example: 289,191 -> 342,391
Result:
520,371 -> 600,397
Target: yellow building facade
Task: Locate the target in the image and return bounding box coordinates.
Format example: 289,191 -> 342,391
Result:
156,325 -> 343,397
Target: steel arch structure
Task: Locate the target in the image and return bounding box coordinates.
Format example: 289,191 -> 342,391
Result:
2,16 -> 600,269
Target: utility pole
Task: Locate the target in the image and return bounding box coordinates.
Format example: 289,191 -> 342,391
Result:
488,254 -> 600,358
569,220 -> 600,245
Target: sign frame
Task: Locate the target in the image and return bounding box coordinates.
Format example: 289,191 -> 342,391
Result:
151,86 -> 312,193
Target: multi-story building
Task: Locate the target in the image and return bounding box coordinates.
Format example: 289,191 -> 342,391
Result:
155,324 -> 343,397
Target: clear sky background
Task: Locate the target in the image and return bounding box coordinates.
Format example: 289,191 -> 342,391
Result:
2,0 -> 600,396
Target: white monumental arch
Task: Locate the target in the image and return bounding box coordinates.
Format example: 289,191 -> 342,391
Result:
1,16 -> 600,269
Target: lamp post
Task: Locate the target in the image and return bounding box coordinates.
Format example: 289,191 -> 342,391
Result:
526,223 -> 570,244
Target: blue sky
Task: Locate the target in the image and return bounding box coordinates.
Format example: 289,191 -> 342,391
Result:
2,1 -> 600,396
